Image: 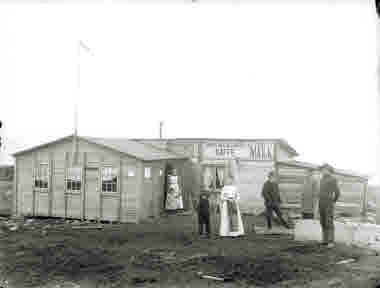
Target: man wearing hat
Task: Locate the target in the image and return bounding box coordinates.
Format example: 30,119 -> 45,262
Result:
261,171 -> 291,231
318,163 -> 340,248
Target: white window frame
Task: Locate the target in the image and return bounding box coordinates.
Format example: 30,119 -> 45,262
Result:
101,167 -> 118,193
34,163 -> 49,191
66,167 -> 82,193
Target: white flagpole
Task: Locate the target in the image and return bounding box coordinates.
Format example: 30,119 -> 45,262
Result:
72,41 -> 80,167
375,2 -> 380,223
72,40 -> 92,167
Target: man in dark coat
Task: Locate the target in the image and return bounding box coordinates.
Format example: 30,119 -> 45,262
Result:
262,171 -> 291,230
318,163 -> 340,248
196,192 -> 211,237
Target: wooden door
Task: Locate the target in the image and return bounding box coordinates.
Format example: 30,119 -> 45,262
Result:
85,167 -> 100,220
151,167 -> 162,218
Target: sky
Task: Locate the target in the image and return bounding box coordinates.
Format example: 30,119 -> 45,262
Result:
0,1 -> 378,183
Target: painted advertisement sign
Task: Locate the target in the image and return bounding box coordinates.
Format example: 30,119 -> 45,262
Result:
203,142 -> 275,161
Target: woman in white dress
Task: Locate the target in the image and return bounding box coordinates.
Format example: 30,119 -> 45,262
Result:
219,174 -> 245,237
165,169 -> 184,210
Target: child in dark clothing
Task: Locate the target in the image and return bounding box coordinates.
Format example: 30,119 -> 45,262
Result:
197,193 -> 211,237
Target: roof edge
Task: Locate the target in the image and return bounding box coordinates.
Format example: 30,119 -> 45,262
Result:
277,160 -> 368,180
12,134 -> 75,157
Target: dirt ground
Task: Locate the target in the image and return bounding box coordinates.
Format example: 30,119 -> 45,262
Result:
0,215 -> 379,288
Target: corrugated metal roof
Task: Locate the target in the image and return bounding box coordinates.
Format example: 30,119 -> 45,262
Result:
12,134 -> 188,161
82,136 -> 187,161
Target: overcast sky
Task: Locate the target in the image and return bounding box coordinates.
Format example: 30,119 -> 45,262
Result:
0,1 -> 378,182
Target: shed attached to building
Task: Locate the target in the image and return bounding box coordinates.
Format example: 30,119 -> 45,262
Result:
12,135 -> 188,223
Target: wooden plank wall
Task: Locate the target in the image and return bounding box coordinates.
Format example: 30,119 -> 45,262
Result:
121,159 -> 139,223
15,143 -> 142,223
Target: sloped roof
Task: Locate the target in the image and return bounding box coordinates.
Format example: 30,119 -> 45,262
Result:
81,136 -> 187,161
12,134 -> 188,161
277,160 -> 368,180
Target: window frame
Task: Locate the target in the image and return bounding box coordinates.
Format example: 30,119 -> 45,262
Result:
101,166 -> 118,194
34,163 -> 49,192
66,167 -> 82,193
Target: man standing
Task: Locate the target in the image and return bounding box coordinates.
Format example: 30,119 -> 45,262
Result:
318,163 -> 340,248
197,193 -> 211,238
262,171 -> 291,231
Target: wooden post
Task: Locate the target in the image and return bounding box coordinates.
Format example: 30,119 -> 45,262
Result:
99,155 -> 104,221
13,158 -> 18,217
32,153 -> 37,217
81,152 -> 86,221
118,159 -> 122,222
49,152 -> 53,217
64,152 -> 68,219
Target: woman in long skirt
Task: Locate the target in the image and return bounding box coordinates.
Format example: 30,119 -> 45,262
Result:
219,175 -> 245,237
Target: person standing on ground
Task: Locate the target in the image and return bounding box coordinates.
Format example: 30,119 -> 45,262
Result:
261,171 -> 291,231
197,193 -> 211,238
318,163 -> 340,248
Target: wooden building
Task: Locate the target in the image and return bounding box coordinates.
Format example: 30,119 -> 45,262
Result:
12,136 -> 369,223
135,138 -> 369,217
12,135 -> 187,223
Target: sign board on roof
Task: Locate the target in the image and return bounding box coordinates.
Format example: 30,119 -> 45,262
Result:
202,142 -> 275,161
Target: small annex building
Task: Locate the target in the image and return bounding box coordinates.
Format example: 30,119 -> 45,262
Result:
12,135 -> 188,223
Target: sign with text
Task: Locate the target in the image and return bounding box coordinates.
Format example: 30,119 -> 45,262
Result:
202,142 -> 275,161
249,143 -> 274,161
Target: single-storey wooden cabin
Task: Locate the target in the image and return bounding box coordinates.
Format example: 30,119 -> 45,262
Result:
135,138 -> 369,218
12,135 -> 187,223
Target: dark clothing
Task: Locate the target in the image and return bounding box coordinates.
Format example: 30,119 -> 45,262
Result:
265,205 -> 290,229
198,197 -> 210,216
262,180 -> 289,229
197,196 -> 210,235
262,180 -> 282,207
318,174 -> 340,244
319,175 -> 340,204
198,213 -> 210,235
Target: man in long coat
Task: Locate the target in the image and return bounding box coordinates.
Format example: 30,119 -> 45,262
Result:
318,163 -> 340,248
261,171 -> 291,230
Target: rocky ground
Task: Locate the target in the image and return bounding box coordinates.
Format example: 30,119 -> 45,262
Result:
0,215 -> 378,288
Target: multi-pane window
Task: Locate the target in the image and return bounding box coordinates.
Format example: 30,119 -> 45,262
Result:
34,163 -> 49,189
144,167 -> 151,179
102,167 -> 118,193
66,167 -> 82,191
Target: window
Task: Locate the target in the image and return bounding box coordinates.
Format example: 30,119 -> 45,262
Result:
159,169 -> 163,176
144,167 -> 151,179
66,167 -> 82,191
34,163 -> 49,189
102,167 -> 118,193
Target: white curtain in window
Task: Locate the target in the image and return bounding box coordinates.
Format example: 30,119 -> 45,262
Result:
218,167 -> 225,187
